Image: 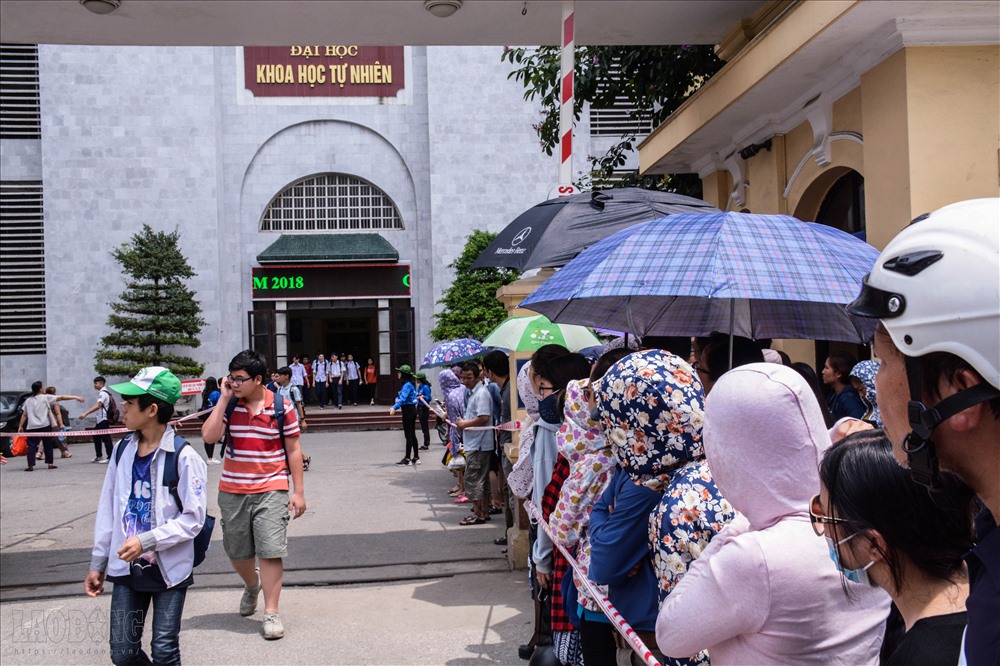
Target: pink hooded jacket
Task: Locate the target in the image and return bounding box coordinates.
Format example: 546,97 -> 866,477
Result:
656,363 -> 890,665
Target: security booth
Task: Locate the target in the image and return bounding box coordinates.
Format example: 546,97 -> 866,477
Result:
247,233 -> 413,404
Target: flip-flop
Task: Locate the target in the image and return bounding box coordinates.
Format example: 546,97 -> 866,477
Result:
453,496 -> 470,504
459,515 -> 486,526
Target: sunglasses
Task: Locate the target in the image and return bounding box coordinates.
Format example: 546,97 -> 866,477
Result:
809,493 -> 850,537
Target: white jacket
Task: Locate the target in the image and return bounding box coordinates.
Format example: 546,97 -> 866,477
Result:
90,426 -> 209,588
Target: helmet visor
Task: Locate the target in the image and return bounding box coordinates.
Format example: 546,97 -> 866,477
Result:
846,274 -> 906,319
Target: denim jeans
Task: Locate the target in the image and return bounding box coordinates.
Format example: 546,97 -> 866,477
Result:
109,582 -> 187,665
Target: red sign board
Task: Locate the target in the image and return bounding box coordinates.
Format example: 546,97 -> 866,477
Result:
244,46 -> 405,98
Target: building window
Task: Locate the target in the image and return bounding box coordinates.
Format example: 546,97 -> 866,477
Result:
0,44 -> 41,140
260,173 -> 403,232
589,61 -> 654,138
0,181 -> 46,354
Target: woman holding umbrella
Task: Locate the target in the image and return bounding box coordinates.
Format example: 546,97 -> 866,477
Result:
389,365 -> 420,466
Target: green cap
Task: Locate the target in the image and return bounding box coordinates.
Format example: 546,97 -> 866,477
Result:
109,366 -> 182,405
414,371 -> 427,380
396,364 -> 414,375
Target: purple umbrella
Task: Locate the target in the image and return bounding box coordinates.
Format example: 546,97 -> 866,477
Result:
420,339 -> 488,369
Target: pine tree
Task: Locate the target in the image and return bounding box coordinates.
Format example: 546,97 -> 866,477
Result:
430,230 -> 520,342
94,225 -> 206,378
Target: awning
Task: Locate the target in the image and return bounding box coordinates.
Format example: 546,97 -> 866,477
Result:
256,233 -> 399,264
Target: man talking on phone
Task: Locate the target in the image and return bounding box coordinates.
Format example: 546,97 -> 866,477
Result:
201,349 -> 306,640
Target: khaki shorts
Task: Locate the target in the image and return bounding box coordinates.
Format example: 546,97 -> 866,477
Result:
464,450 -> 492,501
218,490 -> 290,561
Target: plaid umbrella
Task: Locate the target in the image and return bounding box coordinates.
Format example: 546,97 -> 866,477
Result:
519,211 -> 881,342
420,338 -> 487,369
483,314 -> 601,352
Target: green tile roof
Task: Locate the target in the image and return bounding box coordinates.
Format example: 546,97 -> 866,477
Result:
256,234 -> 399,264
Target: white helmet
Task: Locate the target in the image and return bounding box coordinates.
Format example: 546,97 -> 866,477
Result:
847,198 -> 1000,389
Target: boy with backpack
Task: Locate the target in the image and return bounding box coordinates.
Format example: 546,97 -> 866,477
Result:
201,349 -> 306,640
78,375 -> 120,463
84,367 -> 209,665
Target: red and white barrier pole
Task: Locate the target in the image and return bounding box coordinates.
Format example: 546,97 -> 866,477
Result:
559,0 -> 575,190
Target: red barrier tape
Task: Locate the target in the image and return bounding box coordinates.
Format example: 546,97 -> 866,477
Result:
11,408 -> 212,439
524,500 -> 663,666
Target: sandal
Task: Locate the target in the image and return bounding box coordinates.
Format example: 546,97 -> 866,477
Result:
489,506 -> 503,515
494,536 -> 508,546
459,515 -> 487,526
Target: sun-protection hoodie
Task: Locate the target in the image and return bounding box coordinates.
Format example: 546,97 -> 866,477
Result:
656,363 -> 890,665
551,379 -> 615,612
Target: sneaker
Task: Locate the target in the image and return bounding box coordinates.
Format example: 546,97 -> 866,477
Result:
262,612 -> 284,640
98,457 -> 110,464
302,456 -> 311,472
207,458 -> 221,465
240,573 -> 261,616
395,458 -> 411,466
370,399 -> 375,406
91,456 -> 102,463
413,458 -> 422,465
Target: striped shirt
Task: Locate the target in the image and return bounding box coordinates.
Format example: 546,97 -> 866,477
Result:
219,390 -> 300,495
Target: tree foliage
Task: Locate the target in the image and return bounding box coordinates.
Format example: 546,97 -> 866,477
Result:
430,231 -> 521,342
95,225 -> 206,378
502,45 -> 723,196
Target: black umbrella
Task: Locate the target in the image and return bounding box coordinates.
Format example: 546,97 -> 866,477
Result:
471,188 -> 719,271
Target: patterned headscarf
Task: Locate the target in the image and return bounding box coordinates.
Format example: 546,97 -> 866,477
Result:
594,349 -> 706,490
556,379 -> 605,463
849,360 -> 881,426
508,361 -> 539,499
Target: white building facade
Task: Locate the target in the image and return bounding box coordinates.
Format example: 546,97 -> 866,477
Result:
0,44 -> 604,401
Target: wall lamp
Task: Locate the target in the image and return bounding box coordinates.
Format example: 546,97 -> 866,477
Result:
738,138 -> 773,160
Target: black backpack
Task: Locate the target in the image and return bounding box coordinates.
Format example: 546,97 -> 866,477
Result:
113,434 -> 216,567
102,388 -> 121,424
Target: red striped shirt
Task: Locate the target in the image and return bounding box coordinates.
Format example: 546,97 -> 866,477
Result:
219,390 -> 300,495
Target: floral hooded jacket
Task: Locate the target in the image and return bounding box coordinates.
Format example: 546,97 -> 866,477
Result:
594,350 -> 735,663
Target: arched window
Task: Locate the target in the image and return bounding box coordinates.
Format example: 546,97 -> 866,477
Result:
260,173 -> 403,232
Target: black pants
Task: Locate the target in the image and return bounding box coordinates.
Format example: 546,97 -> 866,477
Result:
579,617 -> 617,666
347,379 -> 359,405
93,419 -> 113,458
315,381 -> 327,407
27,427 -> 54,468
402,404 -> 419,460
418,405 -> 430,447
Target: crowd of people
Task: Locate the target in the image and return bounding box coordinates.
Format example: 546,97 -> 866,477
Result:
284,352 -> 378,409
3,198 -> 988,665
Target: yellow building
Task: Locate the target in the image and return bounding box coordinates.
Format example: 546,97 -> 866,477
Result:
639,0 -> 999,361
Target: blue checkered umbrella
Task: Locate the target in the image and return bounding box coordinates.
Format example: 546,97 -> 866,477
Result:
519,211 -> 881,342
420,338 -> 488,369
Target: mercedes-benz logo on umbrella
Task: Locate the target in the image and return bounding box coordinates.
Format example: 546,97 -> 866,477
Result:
511,227 -> 532,246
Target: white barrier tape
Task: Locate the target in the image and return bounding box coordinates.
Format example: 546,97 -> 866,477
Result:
524,500 -> 663,666
11,408 -> 212,439
418,397 -> 521,432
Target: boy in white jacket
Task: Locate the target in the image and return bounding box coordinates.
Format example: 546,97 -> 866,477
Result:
84,367 -> 208,665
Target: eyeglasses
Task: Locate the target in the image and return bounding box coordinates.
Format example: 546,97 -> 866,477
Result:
226,374 -> 252,387
809,493 -> 850,536
537,385 -> 561,397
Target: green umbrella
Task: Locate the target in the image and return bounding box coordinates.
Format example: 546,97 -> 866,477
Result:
482,314 -> 601,352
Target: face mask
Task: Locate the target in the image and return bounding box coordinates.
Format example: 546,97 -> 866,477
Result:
538,393 -> 562,424
590,405 -> 602,424
825,533 -> 874,585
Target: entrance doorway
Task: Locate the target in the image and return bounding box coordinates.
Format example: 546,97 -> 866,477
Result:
808,169 -> 871,383
288,309 -> 376,362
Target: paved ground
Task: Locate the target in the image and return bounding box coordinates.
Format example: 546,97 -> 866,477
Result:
0,430 -> 531,665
